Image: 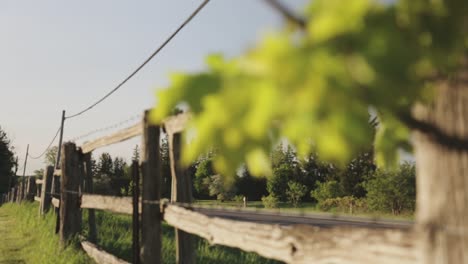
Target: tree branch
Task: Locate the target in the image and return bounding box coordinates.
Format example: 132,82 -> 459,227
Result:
263,0 -> 306,29
398,112 -> 468,151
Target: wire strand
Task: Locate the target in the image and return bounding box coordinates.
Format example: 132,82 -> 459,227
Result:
29,126 -> 62,160
65,0 -> 211,120
68,113 -> 142,142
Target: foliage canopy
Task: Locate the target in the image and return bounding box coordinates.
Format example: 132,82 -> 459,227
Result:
151,0 -> 468,177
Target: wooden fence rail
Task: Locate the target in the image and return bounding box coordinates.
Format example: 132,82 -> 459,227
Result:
2,110 -> 424,264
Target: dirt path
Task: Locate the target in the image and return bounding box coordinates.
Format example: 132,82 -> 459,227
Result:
0,208 -> 28,264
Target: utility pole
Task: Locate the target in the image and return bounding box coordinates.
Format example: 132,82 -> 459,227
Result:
55,110 -> 66,169
20,144 -> 29,202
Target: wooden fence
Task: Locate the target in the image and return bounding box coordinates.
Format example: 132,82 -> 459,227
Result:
0,111 -> 419,264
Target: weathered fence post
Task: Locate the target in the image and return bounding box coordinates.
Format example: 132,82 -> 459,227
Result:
83,153 -> 97,243
141,112 -> 162,264
40,166 -> 54,215
10,187 -> 15,202
132,160 -> 141,264
53,174 -> 61,234
16,181 -> 22,203
169,132 -> 195,264
59,142 -> 82,245
26,176 -> 36,201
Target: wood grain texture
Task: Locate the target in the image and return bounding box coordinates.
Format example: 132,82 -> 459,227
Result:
81,240 -> 130,264
413,67 -> 468,264
59,142 -> 82,245
163,205 -> 419,264
81,122 -> 142,153
141,114 -> 162,264
169,133 -> 195,264
163,113 -> 190,134
81,194 -> 135,215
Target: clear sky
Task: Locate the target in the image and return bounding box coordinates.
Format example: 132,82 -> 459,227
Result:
0,0 -> 309,174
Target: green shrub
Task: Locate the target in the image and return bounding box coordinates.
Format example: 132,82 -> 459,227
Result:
364,163 -> 415,215
261,195 -> 279,208
286,181 -> 307,207
318,196 -> 367,213
310,180 -> 343,206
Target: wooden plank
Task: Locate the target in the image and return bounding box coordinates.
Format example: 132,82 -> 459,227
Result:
81,240 -> 130,264
141,113 -> 162,264
81,122 -> 143,154
54,169 -> 62,177
34,196 -> 41,202
169,132 -> 195,263
163,113 -> 190,134
36,179 -> 43,185
52,197 -> 60,208
59,142 -> 82,245
81,194 -> 134,215
164,205 -> 419,264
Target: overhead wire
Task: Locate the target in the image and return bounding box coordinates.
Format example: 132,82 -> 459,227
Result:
65,0 -> 211,120
28,125 -> 62,160
68,113 -> 142,142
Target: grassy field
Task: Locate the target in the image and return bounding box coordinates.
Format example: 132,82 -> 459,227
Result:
0,202 -> 282,264
85,209 -> 281,264
0,200 -> 412,264
0,202 -> 91,264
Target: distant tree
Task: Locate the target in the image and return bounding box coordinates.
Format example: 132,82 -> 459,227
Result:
299,152 -> 337,201
0,127 -> 16,193
364,162 -> 416,215
267,164 -> 293,201
310,180 -> 343,206
236,166 -> 268,201
203,174 -> 237,201
94,152 -> 114,194
112,157 -> 129,196
132,145 -> 140,163
339,150 -> 376,198
44,146 -> 58,166
194,158 -> 214,198
97,153 -> 113,176
267,144 -> 301,201
286,181 -> 308,207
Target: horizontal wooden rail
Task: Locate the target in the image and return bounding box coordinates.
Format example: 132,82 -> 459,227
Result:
81,240 -> 129,264
81,122 -> 143,154
52,197 -> 60,208
34,196 -> 41,202
163,205 -> 419,264
35,179 -> 43,185
163,113 -> 190,134
54,169 -> 62,176
81,194 -> 135,215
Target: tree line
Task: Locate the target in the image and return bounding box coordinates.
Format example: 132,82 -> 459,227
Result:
193,143 -> 415,215
1,124 -> 415,215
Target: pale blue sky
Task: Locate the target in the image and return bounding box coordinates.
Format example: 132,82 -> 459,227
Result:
0,0 -> 309,174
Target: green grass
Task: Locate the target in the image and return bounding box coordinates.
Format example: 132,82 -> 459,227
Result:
84,209 -> 282,264
0,202 -> 281,263
0,202 -> 92,264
